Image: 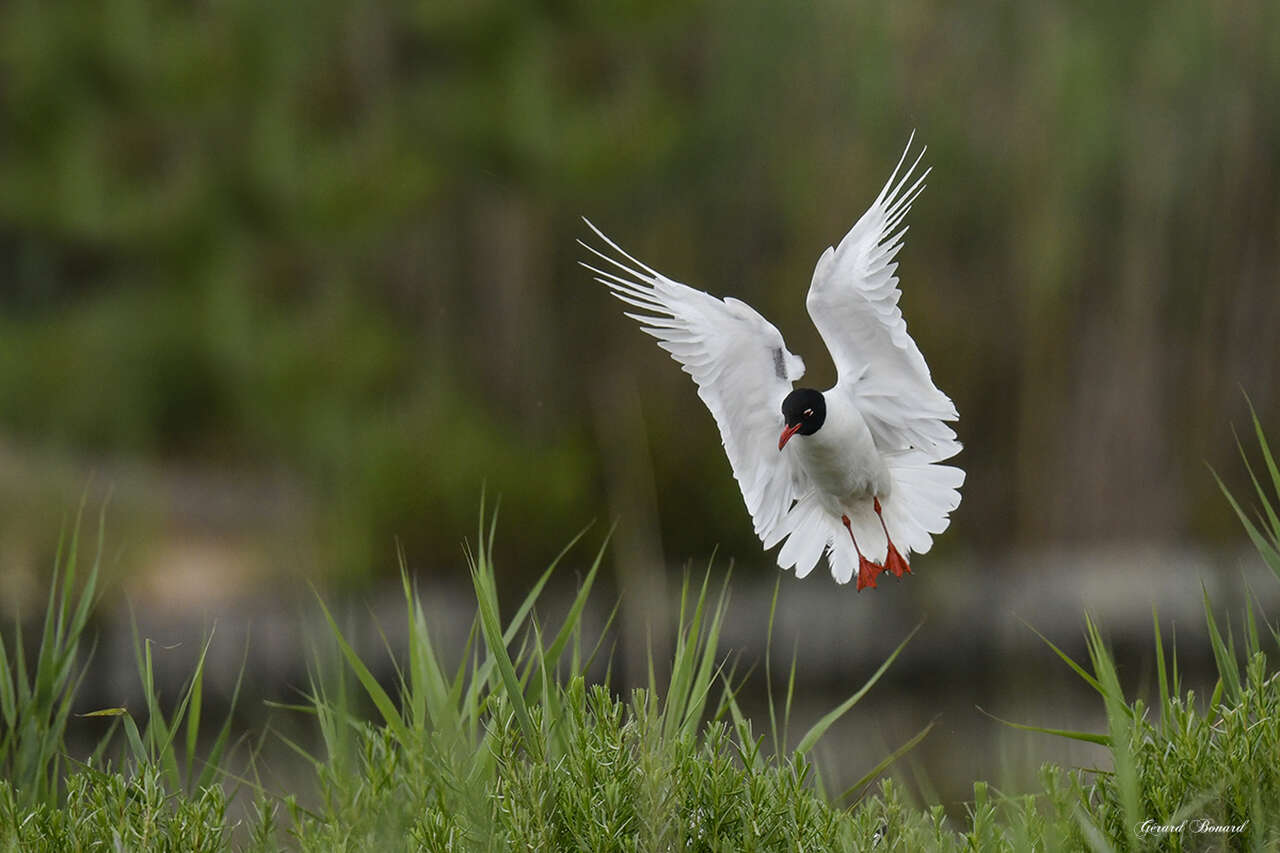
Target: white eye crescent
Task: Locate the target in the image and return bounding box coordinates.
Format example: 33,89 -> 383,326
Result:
803,408 -> 813,417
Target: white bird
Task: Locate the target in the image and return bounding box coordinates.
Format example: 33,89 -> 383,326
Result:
581,136 -> 963,590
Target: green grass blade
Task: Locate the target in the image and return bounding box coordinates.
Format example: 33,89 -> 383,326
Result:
122,712 -> 147,764
839,717 -> 938,801
504,523 -> 594,648
468,532 -> 541,760
273,730 -> 326,777
1152,607 -> 1171,730
664,567 -> 715,740
1018,615 -> 1106,698
0,630 -> 14,730
582,599 -> 621,676
1203,585 -> 1242,704
33,521 -> 73,722
977,706 -> 1110,746
1084,615 -> 1141,850
53,500 -> 84,653
399,543 -> 462,740
1074,805 -> 1119,853
13,616 -> 29,711
197,637 -> 250,791
457,519 -> 577,723
1212,467 -> 1280,579
1245,594 -> 1261,657
783,637 -> 798,753
398,552 -> 428,736
312,588 -> 410,745
1249,398 -> 1280,475
64,500 -> 106,651
404,576 -> 458,738
680,573 -> 731,738
138,637 -> 182,787
1248,400 -> 1280,529
796,623 -> 920,757
87,715 -> 123,769
544,528 -> 612,671
765,577 -> 781,757
1236,431 -> 1280,543
721,684 -> 759,770
178,628 -> 215,789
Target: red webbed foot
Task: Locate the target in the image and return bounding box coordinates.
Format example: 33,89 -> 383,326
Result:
856,556 -> 884,591
844,513 -> 885,592
884,543 -> 911,578
872,498 -> 912,579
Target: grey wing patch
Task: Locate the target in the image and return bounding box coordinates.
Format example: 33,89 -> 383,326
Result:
772,347 -> 787,380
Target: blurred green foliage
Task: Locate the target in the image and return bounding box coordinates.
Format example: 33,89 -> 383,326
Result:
2,0 -> 1279,581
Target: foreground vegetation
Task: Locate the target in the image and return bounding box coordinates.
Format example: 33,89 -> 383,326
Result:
4,417 -> 1280,850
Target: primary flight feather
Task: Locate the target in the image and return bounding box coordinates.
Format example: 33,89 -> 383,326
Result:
581,135 -> 963,589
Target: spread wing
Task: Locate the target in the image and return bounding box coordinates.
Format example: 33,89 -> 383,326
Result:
805,135 -> 960,462
581,219 -> 807,548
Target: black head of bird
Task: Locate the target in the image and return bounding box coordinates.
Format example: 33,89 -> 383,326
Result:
778,388 -> 826,449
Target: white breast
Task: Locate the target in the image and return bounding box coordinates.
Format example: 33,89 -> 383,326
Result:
786,391 -> 891,513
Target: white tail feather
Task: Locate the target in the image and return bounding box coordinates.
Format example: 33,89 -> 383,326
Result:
770,452 -> 962,583
775,493 -> 831,579
882,454 -> 964,557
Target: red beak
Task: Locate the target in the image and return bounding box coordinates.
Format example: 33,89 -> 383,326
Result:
778,423 -> 803,450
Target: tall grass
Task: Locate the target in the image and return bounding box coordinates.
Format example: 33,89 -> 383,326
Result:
284,502 -> 907,849
4,419 -> 1280,848
1216,400 -> 1280,586
977,408 -> 1280,851
0,495 -> 101,808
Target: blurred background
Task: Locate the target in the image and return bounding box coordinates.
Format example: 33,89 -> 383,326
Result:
2,0 -> 1280,808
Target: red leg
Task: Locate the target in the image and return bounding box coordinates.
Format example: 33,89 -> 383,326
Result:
873,498 -> 911,578
842,514 -> 884,591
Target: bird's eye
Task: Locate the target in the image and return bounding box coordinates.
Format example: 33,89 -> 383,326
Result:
803,408 -> 813,418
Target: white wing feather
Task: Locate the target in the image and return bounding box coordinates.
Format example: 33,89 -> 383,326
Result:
806,135 -> 960,460
581,220 -> 808,555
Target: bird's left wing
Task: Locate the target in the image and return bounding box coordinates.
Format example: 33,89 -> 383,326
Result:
581,219 -> 807,549
805,136 -> 960,461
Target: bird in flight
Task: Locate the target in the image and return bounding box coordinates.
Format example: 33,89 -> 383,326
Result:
581,136 -> 962,590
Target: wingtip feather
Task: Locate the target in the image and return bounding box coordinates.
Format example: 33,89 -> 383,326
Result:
579,219 -> 662,278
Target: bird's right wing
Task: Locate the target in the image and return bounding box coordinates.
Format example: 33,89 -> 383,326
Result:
581,220 -> 808,550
